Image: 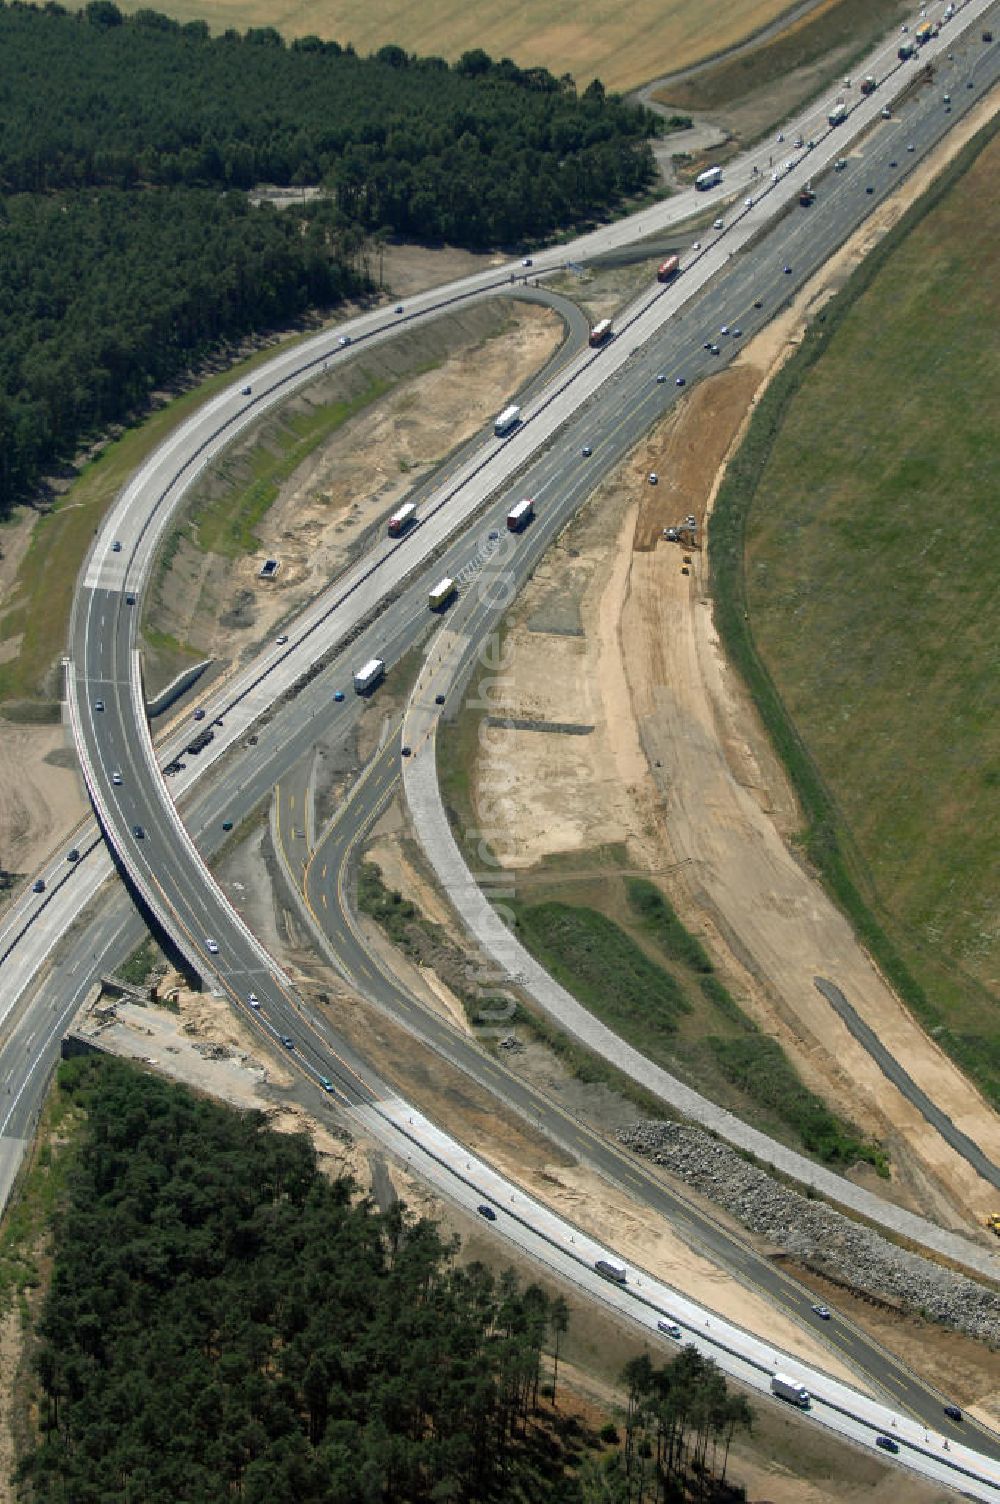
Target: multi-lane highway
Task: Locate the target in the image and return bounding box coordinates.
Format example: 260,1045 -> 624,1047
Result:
2,0 -> 999,1488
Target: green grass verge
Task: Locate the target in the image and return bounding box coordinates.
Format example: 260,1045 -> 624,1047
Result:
707,1035 -> 887,1174
626,877 -> 714,973
509,892 -> 884,1170
0,338 -> 308,708
508,899 -> 692,1049
192,376 -> 395,559
116,937 -> 160,989
0,1075 -> 86,1313
661,0 -> 907,116
710,118 -> 1000,1108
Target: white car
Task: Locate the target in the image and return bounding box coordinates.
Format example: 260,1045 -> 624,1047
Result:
276,634 -> 288,645
691,240 -> 701,250
657,1319 -> 682,1339
744,196 -> 753,207
648,472 -> 659,485
111,770 -> 123,786
206,938 -> 219,955
712,218 -> 724,230
248,992 -> 260,1008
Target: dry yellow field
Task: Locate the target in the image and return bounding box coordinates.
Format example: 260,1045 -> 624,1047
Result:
154,0 -> 802,91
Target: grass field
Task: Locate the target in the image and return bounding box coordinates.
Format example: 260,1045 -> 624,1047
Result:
714,124 -> 1000,1102
150,0 -> 802,93
659,0 -> 906,115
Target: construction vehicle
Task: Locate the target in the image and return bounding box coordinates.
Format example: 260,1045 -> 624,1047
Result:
986,1213 -> 1000,1237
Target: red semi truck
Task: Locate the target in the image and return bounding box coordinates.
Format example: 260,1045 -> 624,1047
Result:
657,255 -> 680,282
387,501 -> 417,537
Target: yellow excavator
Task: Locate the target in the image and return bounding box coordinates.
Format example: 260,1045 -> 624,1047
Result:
986,1214 -> 1000,1237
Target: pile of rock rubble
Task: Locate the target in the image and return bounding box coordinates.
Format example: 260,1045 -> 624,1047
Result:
619,1120 -> 1000,1347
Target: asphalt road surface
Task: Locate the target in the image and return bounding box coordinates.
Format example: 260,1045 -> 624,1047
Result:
1,0 -> 997,1477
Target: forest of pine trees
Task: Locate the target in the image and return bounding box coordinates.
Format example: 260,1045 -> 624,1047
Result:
18,1057 -> 754,1502
0,0 -> 660,518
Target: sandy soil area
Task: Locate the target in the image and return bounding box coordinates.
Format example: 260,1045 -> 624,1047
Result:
467,108 -> 1000,1233
147,301 -> 563,689
0,721 -> 86,888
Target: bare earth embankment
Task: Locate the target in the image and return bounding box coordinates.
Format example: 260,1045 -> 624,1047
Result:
457,100 -> 1000,1237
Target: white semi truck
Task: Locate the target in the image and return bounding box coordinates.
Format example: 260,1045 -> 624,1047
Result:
428,577 -> 456,611
770,1374 -> 810,1408
695,166 -> 723,190
353,658 -> 385,694
506,498 -> 534,532
494,404 -> 521,437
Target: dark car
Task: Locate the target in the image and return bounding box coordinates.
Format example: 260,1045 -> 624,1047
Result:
435,693 -> 446,705
132,824 -> 145,839
783,264 -> 792,274
32,878 -> 46,894
811,1304 -> 831,1320
67,848 -> 80,863
875,1436 -> 898,1454
943,1405 -> 963,1423
280,1036 -> 295,1050
222,820 -> 233,832
112,540 -> 122,553
395,305 -> 404,314
581,445 -> 593,457
193,708 -> 206,721
477,1205 -> 497,1221
333,690 -> 345,702
675,376 -> 685,386
401,745 -> 412,758
241,385 -> 252,396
